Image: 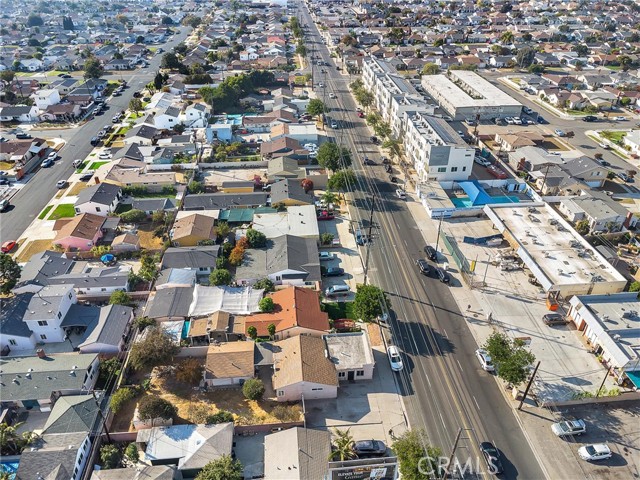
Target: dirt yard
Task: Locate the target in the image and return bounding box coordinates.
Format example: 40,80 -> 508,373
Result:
67,182 -> 88,196
16,239 -> 52,262
137,223 -> 165,250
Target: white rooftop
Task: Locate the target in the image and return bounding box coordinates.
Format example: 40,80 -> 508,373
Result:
323,331 -> 374,370
484,204 -> 626,293
422,71 -> 522,108
252,205 -> 319,239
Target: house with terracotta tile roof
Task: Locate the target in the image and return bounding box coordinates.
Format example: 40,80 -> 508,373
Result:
272,335 -> 338,402
54,213 -> 106,251
243,286 -> 329,339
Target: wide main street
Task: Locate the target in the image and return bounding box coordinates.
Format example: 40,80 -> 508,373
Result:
296,1 -> 546,478
0,27 -> 191,244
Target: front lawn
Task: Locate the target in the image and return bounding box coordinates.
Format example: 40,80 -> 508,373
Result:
49,203 -> 76,220
75,161 -> 88,173
601,130 -> 626,144
38,205 -> 53,220
87,161 -> 109,170
323,301 -> 356,321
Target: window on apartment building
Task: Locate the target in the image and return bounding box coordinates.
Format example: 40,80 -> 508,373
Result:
451,167 -> 458,172
96,207 -> 101,212
438,167 -> 446,173
9,339 -> 17,346
463,166 -> 467,171
101,288 -> 106,292
58,311 -> 62,319
311,387 -> 323,391
40,334 -> 47,340
338,372 -> 346,378
38,320 -> 48,326
277,390 -> 284,396
356,370 -> 364,377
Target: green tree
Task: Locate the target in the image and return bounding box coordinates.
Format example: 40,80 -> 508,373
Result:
330,428 -> 356,460
500,30 -> 514,44
515,46 -> 536,68
161,16 -> 174,25
119,208 -> 146,223
206,410 -> 234,424
0,422 -> 38,456
152,210 -> 166,224
354,89 -> 374,109
306,98 -> 326,117
572,44 -> 589,57
327,169 -> 355,191
259,297 -> 275,313
317,143 -> 352,171
99,357 -> 121,384
392,429 -> 442,480
209,268 -> 232,286
253,278 -> 275,292
138,395 -> 177,421
109,290 -> 132,306
100,444 -> 121,469
27,38 -> 40,47
320,233 -> 334,245
62,16 -> 75,30
483,332 -> 536,386
215,221 -> 231,239
109,388 -> 137,413
136,35 -> 145,44
195,455 -> 243,480
246,228 -> 267,248
84,57 -> 103,79
0,253 -> 21,294
27,14 -> 44,27
189,180 -> 205,193
138,254 -> 158,282
129,98 -> 143,114
366,112 -> 382,129
629,281 -> 640,293
0,70 -> 15,83
161,52 -> 182,70
247,325 -> 258,339
295,43 -> 307,57
321,189 -> 338,206
242,378 -> 265,400
134,316 -> 156,331
124,443 -> 139,463
382,138 -> 402,161
267,323 -> 276,339
374,121 -> 392,140
575,219 -> 590,235
153,71 -> 165,90
182,15 -> 203,28
128,326 -> 180,370
422,62 -> 440,75
353,284 -> 389,322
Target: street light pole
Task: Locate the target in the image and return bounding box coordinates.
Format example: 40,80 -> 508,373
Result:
363,195 -> 376,286
434,212 -> 444,259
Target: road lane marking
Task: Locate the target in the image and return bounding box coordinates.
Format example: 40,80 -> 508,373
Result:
473,396 -> 480,411
457,359 -> 464,372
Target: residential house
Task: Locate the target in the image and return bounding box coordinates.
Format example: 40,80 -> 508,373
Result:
144,287 -> 194,321
563,156 -> 608,188
160,246 -> 221,277
203,341 -> 255,386
269,178 -> 314,206
123,125 -> 159,146
155,269 -> 197,291
0,137 -> 48,179
75,304 -> 134,355
260,136 -> 303,159
98,164 -> 176,192
252,205 -> 319,239
153,106 -> 181,130
559,191 -> 633,233
92,466 -> 182,480
184,103 -> 208,127
272,335 -> 338,402
111,233 -> 141,252
183,192 -> 269,210
15,432 -> 93,480
42,103 -> 82,122
74,183 -> 122,216
32,89 -> 61,110
624,130 -> 640,155
324,331 -> 375,382
0,105 -> 39,122
266,156 -> 306,181
131,198 -> 177,215
54,213 -> 106,251
263,428 -> 331,480
170,214 -> 216,247
12,250 -> 74,294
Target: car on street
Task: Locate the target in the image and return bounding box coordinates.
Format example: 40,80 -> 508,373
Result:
1,241 -> 16,253
56,180 -> 68,189
387,345 -> 403,372
618,172 -> 632,182
319,251 -> 334,261
381,157 -> 390,164
479,442 -> 504,475
554,129 -> 566,137
16,132 -> 32,139
613,116 -> 626,121
357,111 -> 365,118
583,115 -> 597,122
596,159 -> 610,167
435,267 -> 450,283
370,136 -> 379,144
47,151 -> 58,160
395,189 -> 406,199
0,178 -> 9,186
384,164 -> 392,173
424,245 -> 437,261
504,117 -> 514,125
41,158 -> 54,168
578,444 -> 612,462
353,440 -> 387,458
98,152 -> 112,160
416,259 -> 430,275
523,107 -> 533,115
475,349 -> 495,371
552,420 -> 586,437
543,313 -> 567,326
363,158 -> 375,165
598,142 -> 610,149
329,92 -> 336,99
330,121 -> 338,129
322,267 -> 345,277
91,136 -> 100,146
513,117 -> 523,125
0,199 -> 9,212
317,82 -> 325,88
474,156 -> 491,167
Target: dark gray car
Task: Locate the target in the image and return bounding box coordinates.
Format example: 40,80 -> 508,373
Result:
353,440 -> 387,458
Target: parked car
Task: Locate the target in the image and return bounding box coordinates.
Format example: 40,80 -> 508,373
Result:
474,156 -> 491,167
323,267 -> 345,277
389,175 -> 398,183
56,180 -> 68,189
329,92 -> 336,99
523,107 -> 533,115
15,132 -> 32,139
512,117 -> 523,125
552,420 -> 586,437
353,440 -> 387,458
330,121 -> 339,129
387,345 -> 403,372
1,241 -> 16,253
596,159 -> 610,167
479,442 -> 504,475
598,142 -> 610,149
583,115 -> 598,122
0,199 -> 9,212
41,158 -> 54,168
617,172 -> 632,182
395,189 -> 406,199
578,444 -> 612,462
317,210 -> 335,221
385,165 -> 392,173
554,129 -> 566,137
363,157 -> 375,165
435,267 -> 450,283
319,252 -> 334,261
416,259 -> 430,275
381,157 -> 390,164
357,111 -> 365,118
424,245 -> 437,261
613,116 -> 626,121
543,313 -> 567,326
90,136 -> 100,146
47,151 -> 58,160
370,136 -> 379,144
79,171 -> 95,182
72,159 -> 84,168
475,349 -> 495,372
98,152 -> 112,160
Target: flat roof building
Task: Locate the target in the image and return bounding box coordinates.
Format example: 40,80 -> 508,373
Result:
422,71 -> 522,120
484,203 -> 626,296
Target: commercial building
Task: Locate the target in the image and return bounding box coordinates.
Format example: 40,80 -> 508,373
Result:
422,70 -> 522,120
404,112 -> 474,181
484,203 -> 627,296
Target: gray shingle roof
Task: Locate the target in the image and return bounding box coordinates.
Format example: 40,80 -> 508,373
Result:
145,286 -> 194,319
126,124 -> 158,140
269,178 -> 313,205
42,394 -> 100,434
16,250 -> 74,289
132,198 -> 176,211
23,285 -> 73,322
78,304 -> 133,349
264,427 -> 331,480
183,192 -> 269,210
267,235 -> 321,282
0,294 -> 34,338
47,267 -> 130,290
161,246 -> 221,270
75,182 -> 121,207
16,432 -> 89,480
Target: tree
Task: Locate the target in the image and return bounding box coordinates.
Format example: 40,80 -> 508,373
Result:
366,112 -> 382,129
295,43 -> 307,57
515,47 -> 536,68
317,143 -> 352,171
392,429 -> 442,480
354,89 -> 374,109
0,70 -> 15,83
572,44 -> 589,57
27,38 -> 40,47
382,138 -> 402,161
27,14 -> 44,27
124,443 -> 139,463
483,332 -> 536,386
322,189 -> 338,206
84,57 -> 103,79
215,221 -> 231,239
300,178 -> 314,193
575,219 -> 590,235
161,52 -> 182,70
0,422 -> 38,456
0,254 -> 21,294
176,358 -> 204,384
109,290 -> 132,306
110,387 -> 137,413
247,325 -> 258,340
242,378 -> 265,400
209,268 -> 232,286
500,31 -> 514,44
267,323 -> 276,339
153,71 -> 165,90
330,428 -> 356,461
119,209 -> 146,223
62,16 -> 75,30
99,357 -> 121,384
246,228 -> 267,248
306,98 -> 326,117
253,278 -> 275,292
422,62 -> 440,75
129,98 -> 143,114
630,281 -> 640,293
327,169 -> 355,191
259,297 -> 275,313
182,15 -> 202,28
522,32 -> 533,42
161,16 -> 174,25
228,244 -> 245,266
152,210 -> 166,225
353,284 -> 389,322
374,121 -> 392,140
321,233 -> 335,245
528,64 -> 545,74
100,444 -> 121,469
206,410 -> 234,424
128,326 -> 180,370
138,395 -> 177,421
136,35 -> 145,44
188,180 -> 204,194
195,455 -> 243,480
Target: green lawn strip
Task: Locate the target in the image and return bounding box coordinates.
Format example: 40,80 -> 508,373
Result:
323,301 -> 356,321
38,205 -> 53,220
75,161 -> 88,173
49,204 -> 76,220
87,161 -> 109,170
600,130 -> 626,143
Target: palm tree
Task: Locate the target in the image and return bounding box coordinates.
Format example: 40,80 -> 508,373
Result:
329,428 -> 356,461
500,31 -> 514,45
0,422 -> 38,456
322,189 -> 338,206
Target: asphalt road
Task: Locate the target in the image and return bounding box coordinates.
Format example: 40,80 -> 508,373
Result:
296,2 -> 546,478
0,28 -> 191,244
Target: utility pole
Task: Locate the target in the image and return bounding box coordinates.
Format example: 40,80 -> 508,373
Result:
434,213 -> 444,259
596,367 -> 611,398
91,391 -> 112,443
363,195 -> 376,285
518,361 -> 541,410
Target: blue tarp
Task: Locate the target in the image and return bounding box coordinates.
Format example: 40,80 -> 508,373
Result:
101,254 -> 115,263
458,181 -> 494,206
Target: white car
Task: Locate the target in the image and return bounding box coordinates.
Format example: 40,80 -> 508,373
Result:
474,156 -> 491,167
387,345 -> 403,372
512,117 -> 523,125
98,152 -> 112,160
319,251 -> 334,261
504,117 -> 515,125
475,349 -> 495,371
551,420 -> 586,437
598,142 -> 610,149
47,151 -> 58,160
554,129 -> 566,137
613,116 -> 626,121
329,92 -> 336,99
72,159 -> 84,168
56,180 -> 68,189
578,444 -> 611,462
395,189 -> 406,199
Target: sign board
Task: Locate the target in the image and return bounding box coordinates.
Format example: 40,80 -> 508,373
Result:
328,458 -> 398,480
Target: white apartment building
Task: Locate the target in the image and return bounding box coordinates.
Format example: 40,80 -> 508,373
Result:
404,112 -> 474,181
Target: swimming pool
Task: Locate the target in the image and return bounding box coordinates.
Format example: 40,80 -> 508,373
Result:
1,460 -> 19,480
451,195 -> 521,208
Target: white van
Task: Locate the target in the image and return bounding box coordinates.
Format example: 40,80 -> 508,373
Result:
325,284 -> 350,297
72,159 -> 83,168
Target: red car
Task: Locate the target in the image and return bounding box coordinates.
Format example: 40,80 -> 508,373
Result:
317,210 -> 335,220
1,241 -> 16,253
486,165 -> 507,179
357,111 -> 365,118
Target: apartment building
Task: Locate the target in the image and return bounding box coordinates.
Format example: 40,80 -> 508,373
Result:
404,112 -> 474,182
